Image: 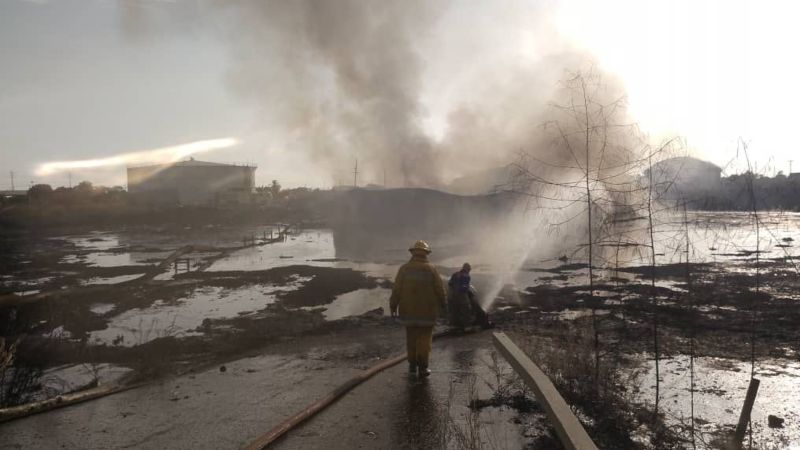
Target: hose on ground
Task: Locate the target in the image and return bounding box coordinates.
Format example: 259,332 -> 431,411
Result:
242,329 -> 457,449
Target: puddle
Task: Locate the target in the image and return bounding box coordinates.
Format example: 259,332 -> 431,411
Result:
44,325 -> 71,339
207,230 -> 337,271
204,230 -> 399,279
433,346 -> 538,448
317,288 -> 391,321
82,274 -> 145,285
34,363 -> 132,402
14,290 -> 40,296
90,303 -> 116,315
574,290 -> 620,298
90,285 -> 282,346
153,269 -> 180,281
65,233 -> 121,251
334,261 -> 399,279
61,252 -> 154,268
544,308 -> 611,321
3,276 -> 53,295
634,355 -> 800,448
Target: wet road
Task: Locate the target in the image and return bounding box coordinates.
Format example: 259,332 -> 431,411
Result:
272,330 -> 528,450
0,329 -> 532,449
0,329 -> 392,449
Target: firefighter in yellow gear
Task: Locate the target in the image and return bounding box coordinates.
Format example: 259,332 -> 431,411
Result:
390,240 -> 447,377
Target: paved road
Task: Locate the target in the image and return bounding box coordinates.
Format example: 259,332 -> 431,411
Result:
0,329 -> 532,449
273,330 -> 530,450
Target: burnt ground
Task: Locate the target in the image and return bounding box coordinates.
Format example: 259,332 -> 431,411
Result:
1,227 -> 798,449
1,265 -> 385,385
0,228 -> 555,449
491,258 -> 800,448
501,258 -> 800,361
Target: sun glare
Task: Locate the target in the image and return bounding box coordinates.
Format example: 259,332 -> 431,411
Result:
35,138 -> 240,177
555,0 -> 800,167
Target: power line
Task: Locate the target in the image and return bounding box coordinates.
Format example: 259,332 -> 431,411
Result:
353,158 -> 359,188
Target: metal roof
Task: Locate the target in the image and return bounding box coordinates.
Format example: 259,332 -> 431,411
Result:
128,158 -> 256,169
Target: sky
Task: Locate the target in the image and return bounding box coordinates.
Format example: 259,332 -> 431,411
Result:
1,0 -> 798,190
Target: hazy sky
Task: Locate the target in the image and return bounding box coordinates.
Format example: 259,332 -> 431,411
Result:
1,0 -> 257,188
1,0 -> 797,189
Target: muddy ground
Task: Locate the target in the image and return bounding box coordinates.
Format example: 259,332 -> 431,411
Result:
0,220 -> 799,449
494,257 -> 800,448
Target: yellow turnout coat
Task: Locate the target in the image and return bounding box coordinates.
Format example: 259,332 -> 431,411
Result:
389,254 -> 447,326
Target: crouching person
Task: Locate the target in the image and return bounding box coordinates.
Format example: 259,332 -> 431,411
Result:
390,240 -> 447,377
448,263 -> 473,331
449,263 -> 494,330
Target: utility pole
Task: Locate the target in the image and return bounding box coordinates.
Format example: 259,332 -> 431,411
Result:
68,171 -> 72,188
9,171 -> 14,191
790,160 -> 794,174
353,158 -> 359,188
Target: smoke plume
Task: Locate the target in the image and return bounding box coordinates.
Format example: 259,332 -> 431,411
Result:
217,1 -> 444,187
119,1 -> 638,188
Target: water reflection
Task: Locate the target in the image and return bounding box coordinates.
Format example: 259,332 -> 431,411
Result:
395,381 -> 445,449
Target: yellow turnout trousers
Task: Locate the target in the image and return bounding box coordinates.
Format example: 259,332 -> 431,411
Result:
405,326 -> 434,367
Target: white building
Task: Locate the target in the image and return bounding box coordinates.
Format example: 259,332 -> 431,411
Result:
127,159 -> 256,206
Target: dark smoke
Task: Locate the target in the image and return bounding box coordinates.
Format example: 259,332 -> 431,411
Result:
119,1 -> 636,189
219,1 -> 444,187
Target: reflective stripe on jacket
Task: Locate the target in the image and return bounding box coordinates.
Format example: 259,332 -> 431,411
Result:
390,255 -> 447,327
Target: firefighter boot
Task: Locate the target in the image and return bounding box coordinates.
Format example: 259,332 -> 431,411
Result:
418,365 -> 431,378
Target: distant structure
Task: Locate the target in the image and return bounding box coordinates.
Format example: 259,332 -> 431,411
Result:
332,183 -> 385,191
328,188 -> 519,260
447,165 -> 518,195
0,190 -> 27,199
127,158 -> 256,206
646,156 -> 722,199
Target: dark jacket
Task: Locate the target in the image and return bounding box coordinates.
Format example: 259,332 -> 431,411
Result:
448,270 -> 471,294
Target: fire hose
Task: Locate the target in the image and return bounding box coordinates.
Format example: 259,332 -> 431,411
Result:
242,329 -> 456,450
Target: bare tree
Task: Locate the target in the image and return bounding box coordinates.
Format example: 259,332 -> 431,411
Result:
513,69 -> 642,389
682,199 -> 697,449
646,148 -> 661,416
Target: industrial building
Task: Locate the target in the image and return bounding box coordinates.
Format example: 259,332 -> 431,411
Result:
127,158 -> 256,206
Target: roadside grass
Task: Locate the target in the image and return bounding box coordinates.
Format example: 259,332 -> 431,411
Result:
513,329 -> 686,449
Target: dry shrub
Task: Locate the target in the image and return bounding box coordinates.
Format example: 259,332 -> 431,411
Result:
0,336 -> 45,407
512,328 -> 684,449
